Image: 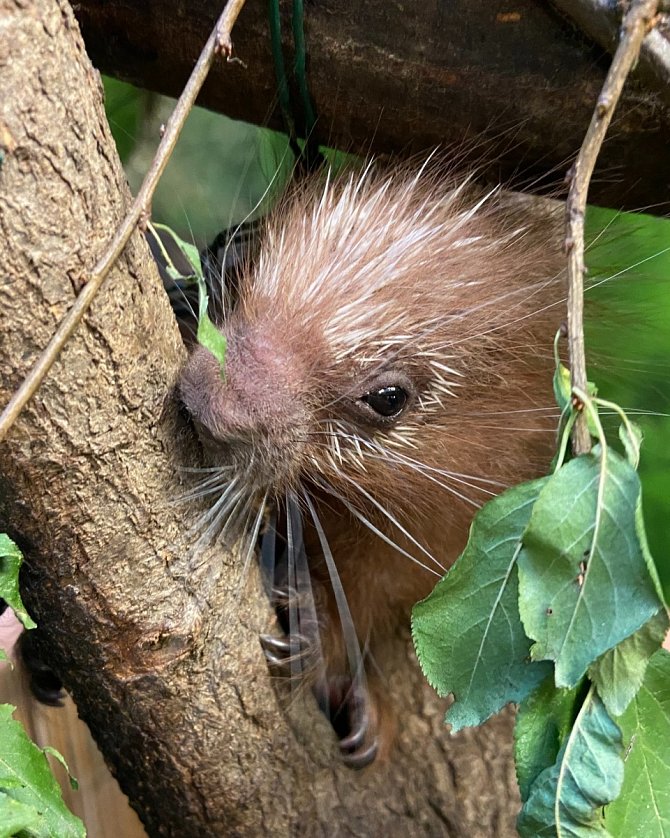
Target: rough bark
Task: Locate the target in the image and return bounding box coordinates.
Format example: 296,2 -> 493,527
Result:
0,1 -> 521,835
70,0 -> 670,212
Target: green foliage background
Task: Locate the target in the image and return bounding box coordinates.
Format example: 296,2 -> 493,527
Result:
103,76 -> 670,597
585,207 -> 670,587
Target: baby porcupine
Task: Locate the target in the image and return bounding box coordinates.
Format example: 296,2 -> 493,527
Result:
179,163 -> 565,768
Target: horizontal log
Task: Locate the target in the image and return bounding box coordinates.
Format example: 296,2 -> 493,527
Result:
72,0 -> 670,212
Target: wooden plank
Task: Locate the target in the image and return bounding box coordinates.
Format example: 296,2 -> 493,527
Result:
71,0 -> 670,211
0,618 -> 147,838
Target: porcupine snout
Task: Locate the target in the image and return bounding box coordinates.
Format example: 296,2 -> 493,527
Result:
179,319 -> 309,489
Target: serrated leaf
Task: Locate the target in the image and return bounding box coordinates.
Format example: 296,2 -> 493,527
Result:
0,535 -> 36,630
518,689 -> 623,837
412,478 -> 551,732
0,790 -> 42,838
518,451 -> 662,687
603,650 -> 670,837
0,704 -> 85,837
515,676 -> 580,802
589,610 -> 668,718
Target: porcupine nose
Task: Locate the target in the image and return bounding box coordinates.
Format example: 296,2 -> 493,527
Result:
180,322 -> 307,484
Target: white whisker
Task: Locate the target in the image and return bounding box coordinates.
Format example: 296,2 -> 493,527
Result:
236,491 -> 267,600
313,477 -> 443,578
302,490 -> 366,688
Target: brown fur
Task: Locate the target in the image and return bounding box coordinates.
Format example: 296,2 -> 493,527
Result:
179,164 -> 566,763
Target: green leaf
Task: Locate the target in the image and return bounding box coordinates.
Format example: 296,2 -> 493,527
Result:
635,494 -> 668,608
176,239 -> 203,281
552,363 -> 598,435
42,748 -> 78,791
618,421 -> 642,470
0,791 -> 42,838
148,222 -> 204,282
518,689 -> 623,837
148,222 -> 227,374
603,650 -> 670,837
412,478 -> 551,732
0,704 -> 85,837
196,311 -> 228,375
553,363 -> 572,413
518,450 -> 662,687
514,676 -> 580,803
589,610 -> 668,718
0,535 -> 36,630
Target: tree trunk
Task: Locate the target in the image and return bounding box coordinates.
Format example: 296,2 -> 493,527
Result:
70,0 -> 670,213
0,0 -> 521,834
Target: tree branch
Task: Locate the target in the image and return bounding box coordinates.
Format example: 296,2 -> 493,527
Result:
553,0 -> 670,107
565,0 -> 659,455
0,0 -> 247,445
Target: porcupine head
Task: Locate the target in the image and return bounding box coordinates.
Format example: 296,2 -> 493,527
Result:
179,163 -> 566,766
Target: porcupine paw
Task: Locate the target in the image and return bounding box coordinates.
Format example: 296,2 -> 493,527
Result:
316,674 -> 379,770
339,683 -> 379,769
259,631 -> 313,672
258,582 -> 310,671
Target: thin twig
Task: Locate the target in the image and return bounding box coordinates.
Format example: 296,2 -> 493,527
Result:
0,0 -> 247,445
565,0 -> 659,455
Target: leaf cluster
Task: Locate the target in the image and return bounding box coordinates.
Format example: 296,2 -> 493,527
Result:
412,381 -> 669,836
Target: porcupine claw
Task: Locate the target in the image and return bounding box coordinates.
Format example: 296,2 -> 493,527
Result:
261,581 -> 314,671
316,673 -> 379,769
269,583 -> 293,610
259,632 -> 312,672
259,634 -> 292,655
259,502 -> 378,767
337,682 -> 379,770
341,739 -> 379,770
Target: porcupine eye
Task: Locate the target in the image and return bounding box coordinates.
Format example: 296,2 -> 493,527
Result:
361,386 -> 408,418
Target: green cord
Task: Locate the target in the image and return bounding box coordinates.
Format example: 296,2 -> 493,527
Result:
291,0 -> 317,137
268,0 -> 297,140
268,0 -> 321,170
